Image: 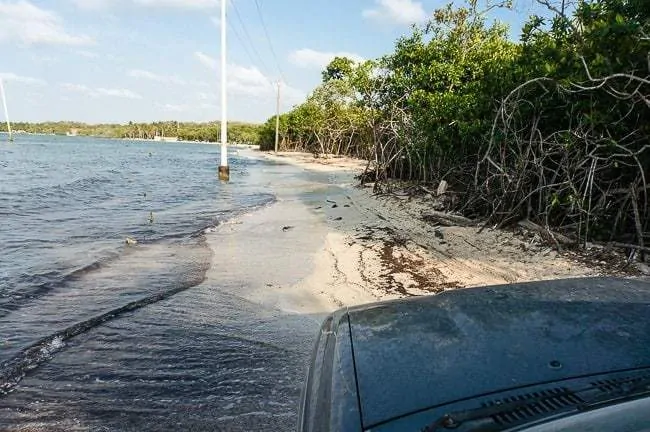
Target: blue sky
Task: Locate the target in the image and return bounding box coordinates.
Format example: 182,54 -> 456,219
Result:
0,0 -> 542,124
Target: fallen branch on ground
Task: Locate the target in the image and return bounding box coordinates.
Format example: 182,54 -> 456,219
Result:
596,241 -> 650,254
422,211 -> 476,227
517,220 -> 575,245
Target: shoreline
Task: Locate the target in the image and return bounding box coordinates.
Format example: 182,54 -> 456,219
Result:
206,149 -> 642,315
203,150 -> 376,315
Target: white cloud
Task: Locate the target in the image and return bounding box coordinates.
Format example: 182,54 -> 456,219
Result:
194,52 -> 305,105
195,51 -> 219,70
278,81 -> 307,107
134,0 -> 218,8
128,69 -> 186,85
97,88 -> 142,99
0,1 -> 94,46
229,64 -> 269,89
61,83 -> 93,94
194,53 -> 269,95
30,53 -> 58,63
60,83 -> 142,99
76,50 -> 99,58
71,0 -> 218,9
161,103 -> 190,112
210,15 -> 220,27
289,48 -> 365,70
70,0 -> 114,9
0,72 -> 46,85
362,0 -> 428,25
229,65 -> 305,105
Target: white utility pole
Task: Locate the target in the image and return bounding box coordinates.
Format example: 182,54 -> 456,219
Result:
218,0 -> 229,181
0,78 -> 13,142
274,80 -> 281,153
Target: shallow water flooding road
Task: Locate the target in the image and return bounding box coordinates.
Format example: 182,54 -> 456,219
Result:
1,284 -> 321,431
1,137 -> 328,431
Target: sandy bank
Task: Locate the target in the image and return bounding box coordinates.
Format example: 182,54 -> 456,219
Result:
206,150 -> 636,316
259,151 -> 368,173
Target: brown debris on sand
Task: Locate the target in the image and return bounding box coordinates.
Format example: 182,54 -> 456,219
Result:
222,149 -> 643,314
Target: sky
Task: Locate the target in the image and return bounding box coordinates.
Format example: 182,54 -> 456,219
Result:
0,0 -> 543,124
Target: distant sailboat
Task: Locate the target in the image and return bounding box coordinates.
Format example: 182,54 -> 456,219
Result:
0,78 -> 13,142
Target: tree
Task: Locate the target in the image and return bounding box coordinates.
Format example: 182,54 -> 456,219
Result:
322,57 -> 356,82
258,0 -> 650,249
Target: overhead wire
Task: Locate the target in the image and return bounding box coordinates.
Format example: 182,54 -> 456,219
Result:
225,13 -> 258,73
229,0 -> 274,86
252,0 -> 286,82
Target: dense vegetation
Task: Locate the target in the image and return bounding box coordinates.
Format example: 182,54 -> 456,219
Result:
258,0 -> 650,252
9,121 -> 262,144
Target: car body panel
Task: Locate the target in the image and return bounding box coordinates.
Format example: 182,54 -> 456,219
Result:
344,277 -> 650,429
299,310 -> 362,432
365,367 -> 650,431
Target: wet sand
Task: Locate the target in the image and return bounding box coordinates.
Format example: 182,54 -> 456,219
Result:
215,150 -> 604,316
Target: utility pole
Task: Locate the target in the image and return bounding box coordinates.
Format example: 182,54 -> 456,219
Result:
274,80 -> 281,153
218,0 -> 229,181
0,78 -> 13,142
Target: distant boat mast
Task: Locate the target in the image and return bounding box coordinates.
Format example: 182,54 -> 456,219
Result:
0,78 -> 13,142
218,0 -> 229,181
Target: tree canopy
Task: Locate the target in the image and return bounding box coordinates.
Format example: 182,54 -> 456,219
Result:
9,121 -> 263,144
258,0 -> 650,250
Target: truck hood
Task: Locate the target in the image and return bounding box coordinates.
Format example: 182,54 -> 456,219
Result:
347,278 -> 650,429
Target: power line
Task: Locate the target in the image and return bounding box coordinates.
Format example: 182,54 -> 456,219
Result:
253,0 -> 285,82
226,14 -> 258,73
230,0 -> 272,83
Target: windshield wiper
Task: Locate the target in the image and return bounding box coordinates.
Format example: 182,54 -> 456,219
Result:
577,379 -> 650,411
422,374 -> 650,432
421,389 -> 579,432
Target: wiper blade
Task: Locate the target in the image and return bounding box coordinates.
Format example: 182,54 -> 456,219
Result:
422,389 -> 578,432
422,374 -> 650,432
578,381 -> 650,410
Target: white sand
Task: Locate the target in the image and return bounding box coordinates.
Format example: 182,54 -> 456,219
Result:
259,151 -> 369,173
205,150 -> 601,316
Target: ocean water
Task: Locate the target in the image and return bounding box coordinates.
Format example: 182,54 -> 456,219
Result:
0,136 -> 320,431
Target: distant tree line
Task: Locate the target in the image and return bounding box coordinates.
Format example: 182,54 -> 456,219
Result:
9,121 -> 263,144
257,0 -> 650,251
